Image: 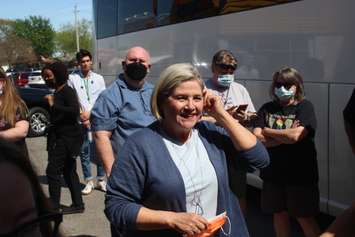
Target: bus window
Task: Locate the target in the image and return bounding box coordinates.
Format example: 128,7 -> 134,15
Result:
95,0 -> 117,39
118,0 -> 156,35
220,0 -> 295,14
156,0 -> 174,26
95,0 -> 300,38
170,0 -> 220,24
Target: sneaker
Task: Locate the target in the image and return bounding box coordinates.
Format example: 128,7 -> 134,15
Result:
96,180 -> 107,192
81,180 -> 94,195
61,204 -> 85,215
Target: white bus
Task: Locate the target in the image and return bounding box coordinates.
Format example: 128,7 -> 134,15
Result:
92,0 -> 355,216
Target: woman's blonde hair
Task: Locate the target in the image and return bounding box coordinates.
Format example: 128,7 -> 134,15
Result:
270,67 -> 305,102
0,68 -> 28,127
150,63 -> 204,120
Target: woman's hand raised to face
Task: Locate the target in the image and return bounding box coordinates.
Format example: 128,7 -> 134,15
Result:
203,89 -> 227,120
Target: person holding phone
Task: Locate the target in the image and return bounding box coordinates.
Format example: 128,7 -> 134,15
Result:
203,49 -> 256,214
204,50 -> 256,125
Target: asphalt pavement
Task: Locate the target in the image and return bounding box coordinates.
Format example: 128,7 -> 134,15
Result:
26,137 -> 334,237
27,137 -> 110,237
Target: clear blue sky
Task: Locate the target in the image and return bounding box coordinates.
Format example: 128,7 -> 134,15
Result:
0,0 -> 92,30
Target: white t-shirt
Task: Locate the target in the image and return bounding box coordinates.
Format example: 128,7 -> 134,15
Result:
205,79 -> 256,112
162,129 -> 218,219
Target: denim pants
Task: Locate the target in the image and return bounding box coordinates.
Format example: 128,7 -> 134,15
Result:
80,128 -> 105,181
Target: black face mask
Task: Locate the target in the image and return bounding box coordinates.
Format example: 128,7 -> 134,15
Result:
45,79 -> 56,89
125,62 -> 147,81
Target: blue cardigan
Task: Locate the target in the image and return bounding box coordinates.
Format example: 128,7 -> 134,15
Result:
105,121 -> 269,237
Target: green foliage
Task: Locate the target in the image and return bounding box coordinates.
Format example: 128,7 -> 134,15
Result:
13,16 -> 55,57
0,19 -> 37,65
55,19 -> 93,60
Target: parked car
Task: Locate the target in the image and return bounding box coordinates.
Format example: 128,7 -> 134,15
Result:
27,70 -> 45,86
10,71 -> 30,87
16,84 -> 52,137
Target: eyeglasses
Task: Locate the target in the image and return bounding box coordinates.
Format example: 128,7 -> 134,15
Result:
0,212 -> 63,237
274,82 -> 294,90
216,63 -> 237,71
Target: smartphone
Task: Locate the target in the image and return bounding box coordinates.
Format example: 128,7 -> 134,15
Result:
236,104 -> 248,113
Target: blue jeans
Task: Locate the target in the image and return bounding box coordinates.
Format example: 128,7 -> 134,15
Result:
80,129 -> 105,181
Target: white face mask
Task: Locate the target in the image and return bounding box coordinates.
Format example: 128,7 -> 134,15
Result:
217,74 -> 234,88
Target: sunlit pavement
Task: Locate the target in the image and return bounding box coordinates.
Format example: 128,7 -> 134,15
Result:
27,137 -> 110,237
26,137 -> 334,237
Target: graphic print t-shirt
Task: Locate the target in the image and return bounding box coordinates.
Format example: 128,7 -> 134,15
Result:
254,99 -> 318,185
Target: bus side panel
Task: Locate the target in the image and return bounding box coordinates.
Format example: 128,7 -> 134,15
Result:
97,36 -> 120,85
304,83 -> 330,214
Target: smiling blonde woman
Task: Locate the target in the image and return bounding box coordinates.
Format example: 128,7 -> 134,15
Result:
105,63 -> 269,237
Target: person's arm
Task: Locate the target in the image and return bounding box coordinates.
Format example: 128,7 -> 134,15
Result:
253,127 -> 282,147
203,91 -> 269,169
262,100 -> 316,144
234,85 -> 256,125
39,55 -> 55,65
91,89 -> 120,176
252,103 -> 280,148
262,126 -> 307,144
52,95 -> 80,116
135,207 -> 208,235
94,130 -> 114,176
45,88 -> 80,117
204,90 -> 256,151
0,120 -> 29,142
203,102 -> 270,170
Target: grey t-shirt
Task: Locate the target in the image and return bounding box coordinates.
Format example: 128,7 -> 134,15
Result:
162,129 -> 218,219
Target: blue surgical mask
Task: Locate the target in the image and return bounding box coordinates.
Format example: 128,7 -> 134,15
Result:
274,86 -> 295,101
217,74 -> 234,88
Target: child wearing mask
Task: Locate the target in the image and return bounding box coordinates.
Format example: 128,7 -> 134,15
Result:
253,67 -> 320,237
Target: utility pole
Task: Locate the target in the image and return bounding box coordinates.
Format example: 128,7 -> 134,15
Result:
74,4 -> 80,52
